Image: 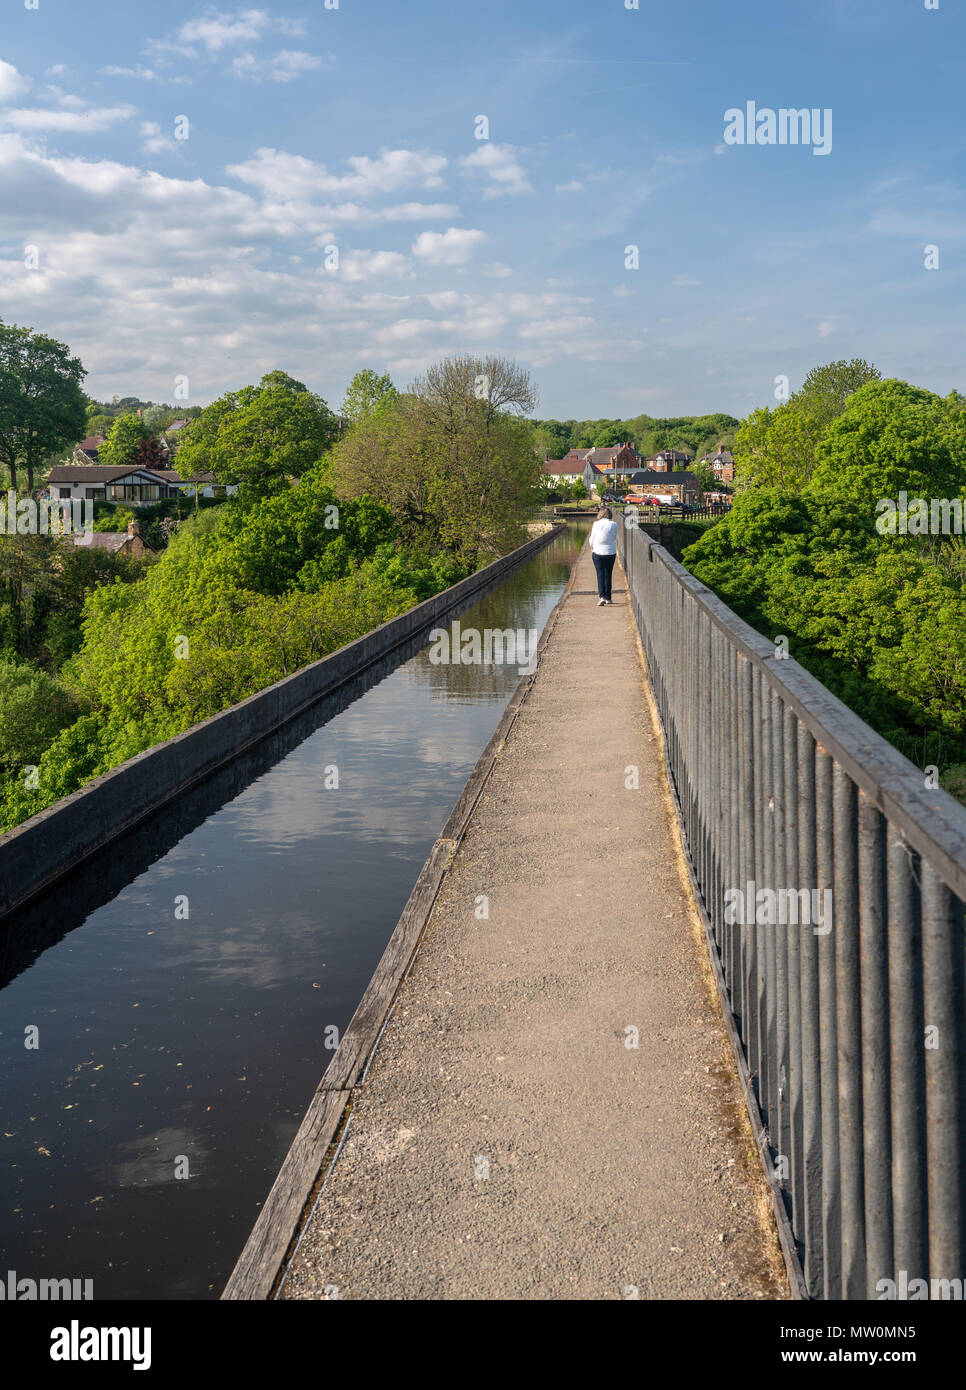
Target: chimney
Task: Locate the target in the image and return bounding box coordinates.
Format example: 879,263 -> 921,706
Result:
128,519 -> 140,538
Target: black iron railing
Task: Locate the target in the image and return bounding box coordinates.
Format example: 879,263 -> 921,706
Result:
618,517 -> 966,1300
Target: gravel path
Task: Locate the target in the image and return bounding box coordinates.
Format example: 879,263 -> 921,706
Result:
281,542 -> 789,1301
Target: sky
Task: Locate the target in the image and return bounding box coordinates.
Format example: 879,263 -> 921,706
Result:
0,0 -> 963,420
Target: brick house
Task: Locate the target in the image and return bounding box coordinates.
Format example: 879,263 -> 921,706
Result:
71,518 -> 156,559
700,445 -> 735,483
627,469 -> 704,504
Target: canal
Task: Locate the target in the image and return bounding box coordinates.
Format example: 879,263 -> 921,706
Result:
0,522 -> 585,1300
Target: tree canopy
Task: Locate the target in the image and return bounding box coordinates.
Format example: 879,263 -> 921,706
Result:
0,320 -> 87,490
175,370 -> 338,498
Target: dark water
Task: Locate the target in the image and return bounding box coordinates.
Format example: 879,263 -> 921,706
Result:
0,523 -> 584,1300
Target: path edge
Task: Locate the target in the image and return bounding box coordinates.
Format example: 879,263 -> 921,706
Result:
221,531 -> 582,1300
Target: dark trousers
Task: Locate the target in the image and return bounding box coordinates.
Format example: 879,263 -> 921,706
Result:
592,551 -> 616,600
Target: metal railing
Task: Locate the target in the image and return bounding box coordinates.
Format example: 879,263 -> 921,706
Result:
618,518 -> 966,1300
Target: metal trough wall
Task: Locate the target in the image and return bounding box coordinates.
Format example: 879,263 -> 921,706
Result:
618,518 -> 966,1300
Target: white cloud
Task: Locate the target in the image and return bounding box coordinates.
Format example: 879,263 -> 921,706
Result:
228,147 -> 448,201
411,227 -> 487,265
338,250 -> 412,282
46,64 -> 68,78
555,179 -> 584,193
100,65 -> 160,80
319,201 -> 459,226
459,143 -> 532,197
230,49 -> 326,82
817,320 -> 835,338
0,105 -> 135,133
0,60 -> 32,102
0,133 -> 613,400
179,7 -> 271,52
140,121 -> 175,155
673,275 -> 701,287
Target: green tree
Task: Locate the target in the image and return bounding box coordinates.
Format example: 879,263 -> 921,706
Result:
340,369 -> 398,426
99,413 -> 152,468
791,358 -> 882,428
733,404 -> 825,493
0,321 -> 87,490
0,661 -> 78,774
333,355 -> 540,565
175,370 -> 338,499
808,380 -> 966,507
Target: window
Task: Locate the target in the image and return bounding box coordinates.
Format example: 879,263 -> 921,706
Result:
57,487 -> 72,499
85,488 -> 105,500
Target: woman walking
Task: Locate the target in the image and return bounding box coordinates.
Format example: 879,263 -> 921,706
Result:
589,506 -> 618,606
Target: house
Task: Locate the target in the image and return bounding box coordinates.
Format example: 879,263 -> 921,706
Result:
73,435 -> 105,464
46,464 -> 237,506
72,518 -> 155,559
543,442 -> 643,495
646,449 -> 694,473
700,445 -> 735,483
626,469 -> 704,504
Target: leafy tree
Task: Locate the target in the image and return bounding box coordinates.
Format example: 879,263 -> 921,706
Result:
175,370 -> 338,499
99,413 -> 152,468
333,355 -> 540,565
340,369 -> 398,426
0,321 -> 87,490
0,661 -> 78,774
791,358 -> 881,428
572,478 -> 588,501
808,380 -> 966,507
733,404 -> 825,493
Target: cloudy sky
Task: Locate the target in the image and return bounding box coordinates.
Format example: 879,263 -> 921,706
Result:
0,0 -> 963,418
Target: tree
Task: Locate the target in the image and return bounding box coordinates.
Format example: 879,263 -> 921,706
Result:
0,321 -> 87,490
134,435 -> 167,472
175,370 -> 338,499
99,413 -> 152,468
692,462 -> 716,494
732,404 -> 825,493
791,358 -> 881,428
332,355 -> 541,565
572,478 -> 588,501
340,369 -> 398,426
808,380 -> 966,506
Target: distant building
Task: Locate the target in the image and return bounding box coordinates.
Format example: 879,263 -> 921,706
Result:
47,464 -> 237,505
627,469 -> 704,504
73,435 -> 106,464
646,449 -> 694,473
72,518 -> 155,559
700,445 -> 735,483
543,441 -> 642,494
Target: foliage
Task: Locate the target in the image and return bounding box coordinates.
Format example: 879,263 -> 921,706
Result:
808,379 -> 966,507
340,369 -> 398,426
99,413 -> 152,467
332,354 -> 540,566
0,321 -> 87,490
175,370 -> 338,499
0,660 -> 79,775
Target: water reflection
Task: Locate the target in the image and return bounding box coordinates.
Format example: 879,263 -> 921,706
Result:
0,523 -> 586,1300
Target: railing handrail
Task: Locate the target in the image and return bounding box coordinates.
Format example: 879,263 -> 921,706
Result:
628,524 -> 966,904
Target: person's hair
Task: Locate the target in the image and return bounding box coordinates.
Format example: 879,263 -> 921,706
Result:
599,506 -> 612,520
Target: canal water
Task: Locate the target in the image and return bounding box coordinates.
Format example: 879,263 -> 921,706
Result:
0,522 -> 585,1300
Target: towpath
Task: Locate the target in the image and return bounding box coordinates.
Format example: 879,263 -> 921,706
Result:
281,541 -> 788,1300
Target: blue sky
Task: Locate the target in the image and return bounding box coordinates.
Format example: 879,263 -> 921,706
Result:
0,0 -> 963,419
